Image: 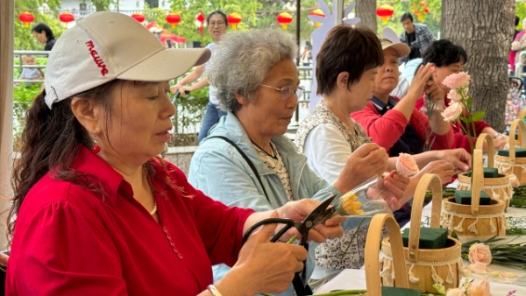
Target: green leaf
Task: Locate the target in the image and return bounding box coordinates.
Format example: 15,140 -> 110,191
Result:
471,111 -> 485,121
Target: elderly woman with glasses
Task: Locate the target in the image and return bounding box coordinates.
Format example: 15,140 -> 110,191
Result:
188,28 -> 409,295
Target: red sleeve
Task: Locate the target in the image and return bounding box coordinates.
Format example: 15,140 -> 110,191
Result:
351,102 -> 409,153
453,132 -> 474,153
8,190 -> 127,296
168,165 -> 254,267
414,95 -> 425,112
409,109 -> 454,150
474,120 -> 490,135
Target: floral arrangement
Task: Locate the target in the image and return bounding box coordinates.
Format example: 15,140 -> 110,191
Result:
441,72 -> 485,154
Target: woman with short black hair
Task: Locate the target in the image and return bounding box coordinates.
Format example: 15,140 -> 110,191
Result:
32,22 -> 56,50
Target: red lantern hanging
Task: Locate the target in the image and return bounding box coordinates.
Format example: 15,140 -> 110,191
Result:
166,13 -> 181,29
376,4 -> 394,24
131,13 -> 145,23
18,11 -> 35,29
276,12 -> 293,30
59,12 -> 75,27
309,9 -> 325,27
227,12 -> 242,30
196,12 -> 205,34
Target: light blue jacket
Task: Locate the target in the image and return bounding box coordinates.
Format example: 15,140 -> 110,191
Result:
188,113 -> 342,296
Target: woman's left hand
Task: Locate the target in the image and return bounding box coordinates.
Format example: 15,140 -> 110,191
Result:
277,199 -> 346,243
371,171 -> 410,211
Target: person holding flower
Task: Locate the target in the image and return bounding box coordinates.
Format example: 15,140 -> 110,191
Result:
6,12 -> 346,296
187,28 -> 408,295
351,37 -> 470,169
295,25 -> 460,287
415,39 -> 507,152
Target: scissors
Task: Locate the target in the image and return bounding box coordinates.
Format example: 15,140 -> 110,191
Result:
240,195 -> 337,295
241,195 -> 337,245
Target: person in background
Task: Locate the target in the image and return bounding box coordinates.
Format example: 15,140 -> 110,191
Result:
295,25 -> 458,287
31,23 -> 56,51
398,12 -> 434,65
6,12 -> 345,295
416,40 -> 508,151
171,10 -> 228,144
188,28 -> 407,295
15,55 -> 44,86
511,18 -> 526,77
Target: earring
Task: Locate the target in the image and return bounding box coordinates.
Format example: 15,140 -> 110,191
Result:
92,139 -> 101,154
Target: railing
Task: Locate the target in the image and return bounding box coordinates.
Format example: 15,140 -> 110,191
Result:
13,50 -> 48,84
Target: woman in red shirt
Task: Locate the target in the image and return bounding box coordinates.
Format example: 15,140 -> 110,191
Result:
6,12 -> 344,296
415,40 -> 507,152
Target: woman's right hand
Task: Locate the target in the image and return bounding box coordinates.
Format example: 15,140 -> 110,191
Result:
417,160 -> 456,184
405,63 -> 436,102
222,215 -> 308,295
334,143 -> 388,193
170,84 -> 190,96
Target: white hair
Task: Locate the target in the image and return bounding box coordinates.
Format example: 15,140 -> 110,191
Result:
208,29 -> 298,112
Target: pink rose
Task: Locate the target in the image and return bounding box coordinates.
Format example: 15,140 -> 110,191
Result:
467,280 -> 491,296
441,102 -> 463,122
443,72 -> 471,89
468,243 -> 492,274
446,288 -> 466,296
396,153 -> 419,176
509,174 -> 520,188
447,89 -> 462,102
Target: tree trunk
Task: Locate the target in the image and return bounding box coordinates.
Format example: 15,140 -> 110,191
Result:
355,0 -> 377,33
441,0 -> 515,132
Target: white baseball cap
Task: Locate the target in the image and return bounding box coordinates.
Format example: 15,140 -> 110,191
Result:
378,37 -> 410,58
44,11 -> 211,109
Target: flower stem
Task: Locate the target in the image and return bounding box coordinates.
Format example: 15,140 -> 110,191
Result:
339,218 -> 366,261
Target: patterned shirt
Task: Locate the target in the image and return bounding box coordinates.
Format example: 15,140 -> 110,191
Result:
254,141 -> 294,201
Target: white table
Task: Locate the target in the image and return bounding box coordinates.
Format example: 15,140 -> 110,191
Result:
317,201 -> 526,295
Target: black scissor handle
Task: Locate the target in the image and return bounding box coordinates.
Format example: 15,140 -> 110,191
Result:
242,218 -> 295,245
171,89 -> 190,104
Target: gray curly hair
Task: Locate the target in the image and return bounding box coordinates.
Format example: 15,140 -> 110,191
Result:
208,29 -> 298,112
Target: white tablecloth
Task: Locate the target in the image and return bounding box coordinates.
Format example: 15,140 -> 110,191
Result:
317,200 -> 526,295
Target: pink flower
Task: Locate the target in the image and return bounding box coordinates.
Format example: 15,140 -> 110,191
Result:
441,102 -> 463,122
447,89 -> 462,102
467,280 -> 491,296
443,72 -> 471,89
468,243 -> 492,274
396,153 -> 419,176
509,174 -> 520,188
446,288 -> 466,296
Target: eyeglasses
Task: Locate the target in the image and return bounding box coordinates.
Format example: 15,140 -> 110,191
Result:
260,84 -> 305,100
209,21 -> 225,27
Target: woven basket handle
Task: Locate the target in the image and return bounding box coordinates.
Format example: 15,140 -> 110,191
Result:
365,214 -> 409,295
407,173 -> 443,262
475,133 -> 494,168
509,119 -> 522,164
470,149 -> 484,215
519,109 -> 526,145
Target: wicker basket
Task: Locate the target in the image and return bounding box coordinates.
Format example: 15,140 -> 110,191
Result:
364,214 -> 414,295
457,133 -> 513,209
496,119 -> 526,185
443,149 -> 508,243
381,174 -> 463,294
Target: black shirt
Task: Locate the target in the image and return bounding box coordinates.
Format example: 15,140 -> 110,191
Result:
406,32 -> 420,60
45,38 -> 56,51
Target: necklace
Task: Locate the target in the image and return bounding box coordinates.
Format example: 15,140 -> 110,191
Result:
149,200 -> 157,215
252,141 -> 277,159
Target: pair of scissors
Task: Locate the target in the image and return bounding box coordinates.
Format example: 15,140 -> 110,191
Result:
241,195 -> 337,295
241,195 -> 337,245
